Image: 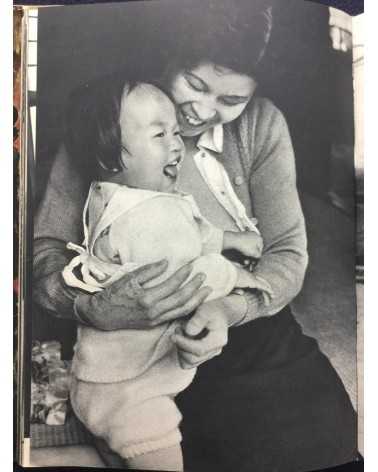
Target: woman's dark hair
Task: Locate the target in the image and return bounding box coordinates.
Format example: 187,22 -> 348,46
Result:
163,0 -> 273,79
64,73 -> 136,178
64,1 -> 273,178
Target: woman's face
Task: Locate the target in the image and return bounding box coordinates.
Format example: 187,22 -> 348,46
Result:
169,62 -> 257,137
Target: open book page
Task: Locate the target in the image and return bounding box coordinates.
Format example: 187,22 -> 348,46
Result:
14,6 -> 29,466
352,11 -> 364,459
16,1 -> 362,470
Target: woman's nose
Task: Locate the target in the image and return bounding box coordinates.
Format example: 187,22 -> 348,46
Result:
192,101 -> 217,122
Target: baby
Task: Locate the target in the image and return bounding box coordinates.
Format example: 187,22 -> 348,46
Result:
64,81 -> 272,471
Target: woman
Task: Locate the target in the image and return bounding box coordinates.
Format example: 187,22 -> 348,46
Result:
33,1 -> 357,470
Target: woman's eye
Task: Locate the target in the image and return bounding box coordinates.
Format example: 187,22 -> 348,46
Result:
173,130 -> 181,136
154,132 -> 165,138
185,73 -> 206,92
219,97 -> 247,107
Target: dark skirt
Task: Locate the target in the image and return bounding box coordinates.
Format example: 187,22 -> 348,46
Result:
176,306 -> 357,472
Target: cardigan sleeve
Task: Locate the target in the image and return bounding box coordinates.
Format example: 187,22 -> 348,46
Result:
33,144 -> 89,320
236,99 -> 308,324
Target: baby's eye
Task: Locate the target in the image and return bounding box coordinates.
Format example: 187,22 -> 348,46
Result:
154,131 -> 165,138
173,130 -> 181,136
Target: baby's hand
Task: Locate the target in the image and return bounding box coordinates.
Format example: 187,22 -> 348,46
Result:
235,267 -> 273,306
223,231 -> 263,259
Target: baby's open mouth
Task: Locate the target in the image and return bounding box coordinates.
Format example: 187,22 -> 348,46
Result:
163,158 -> 181,179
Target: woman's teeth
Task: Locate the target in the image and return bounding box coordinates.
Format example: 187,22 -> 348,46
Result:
183,112 -> 204,127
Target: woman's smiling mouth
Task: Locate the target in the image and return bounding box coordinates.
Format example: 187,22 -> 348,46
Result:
182,112 -> 205,127
178,107 -> 208,128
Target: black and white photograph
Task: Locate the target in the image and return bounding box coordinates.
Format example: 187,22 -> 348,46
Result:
23,0 -> 362,470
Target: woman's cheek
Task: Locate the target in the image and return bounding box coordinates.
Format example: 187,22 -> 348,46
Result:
221,103 -> 249,124
170,77 -> 193,104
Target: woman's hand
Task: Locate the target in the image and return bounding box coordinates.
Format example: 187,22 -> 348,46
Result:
74,259 -> 212,331
171,294 -> 247,369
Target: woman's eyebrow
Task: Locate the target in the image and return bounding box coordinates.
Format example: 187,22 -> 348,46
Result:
222,94 -> 250,100
186,71 -> 209,89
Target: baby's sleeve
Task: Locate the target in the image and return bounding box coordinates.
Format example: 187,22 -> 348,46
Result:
189,253 -> 238,301
186,195 -> 224,254
198,217 -> 224,255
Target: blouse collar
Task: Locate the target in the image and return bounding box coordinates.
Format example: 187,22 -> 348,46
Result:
196,124 -> 224,154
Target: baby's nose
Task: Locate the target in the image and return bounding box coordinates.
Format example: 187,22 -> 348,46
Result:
170,135 -> 184,153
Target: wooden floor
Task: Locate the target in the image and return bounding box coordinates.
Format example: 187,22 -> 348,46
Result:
292,192 -> 362,454
293,193 -> 358,408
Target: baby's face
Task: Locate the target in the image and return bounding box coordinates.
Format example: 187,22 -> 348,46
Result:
119,83 -> 184,193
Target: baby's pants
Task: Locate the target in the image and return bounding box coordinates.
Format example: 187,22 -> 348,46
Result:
70,349 -> 196,459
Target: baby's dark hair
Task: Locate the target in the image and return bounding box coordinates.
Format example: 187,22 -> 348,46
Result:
64,73 -> 138,178
163,0 -> 273,79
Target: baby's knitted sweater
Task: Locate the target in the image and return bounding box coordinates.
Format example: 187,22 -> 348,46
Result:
69,184 -> 241,382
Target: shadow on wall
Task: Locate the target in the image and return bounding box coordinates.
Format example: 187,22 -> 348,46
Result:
260,0 -> 354,200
